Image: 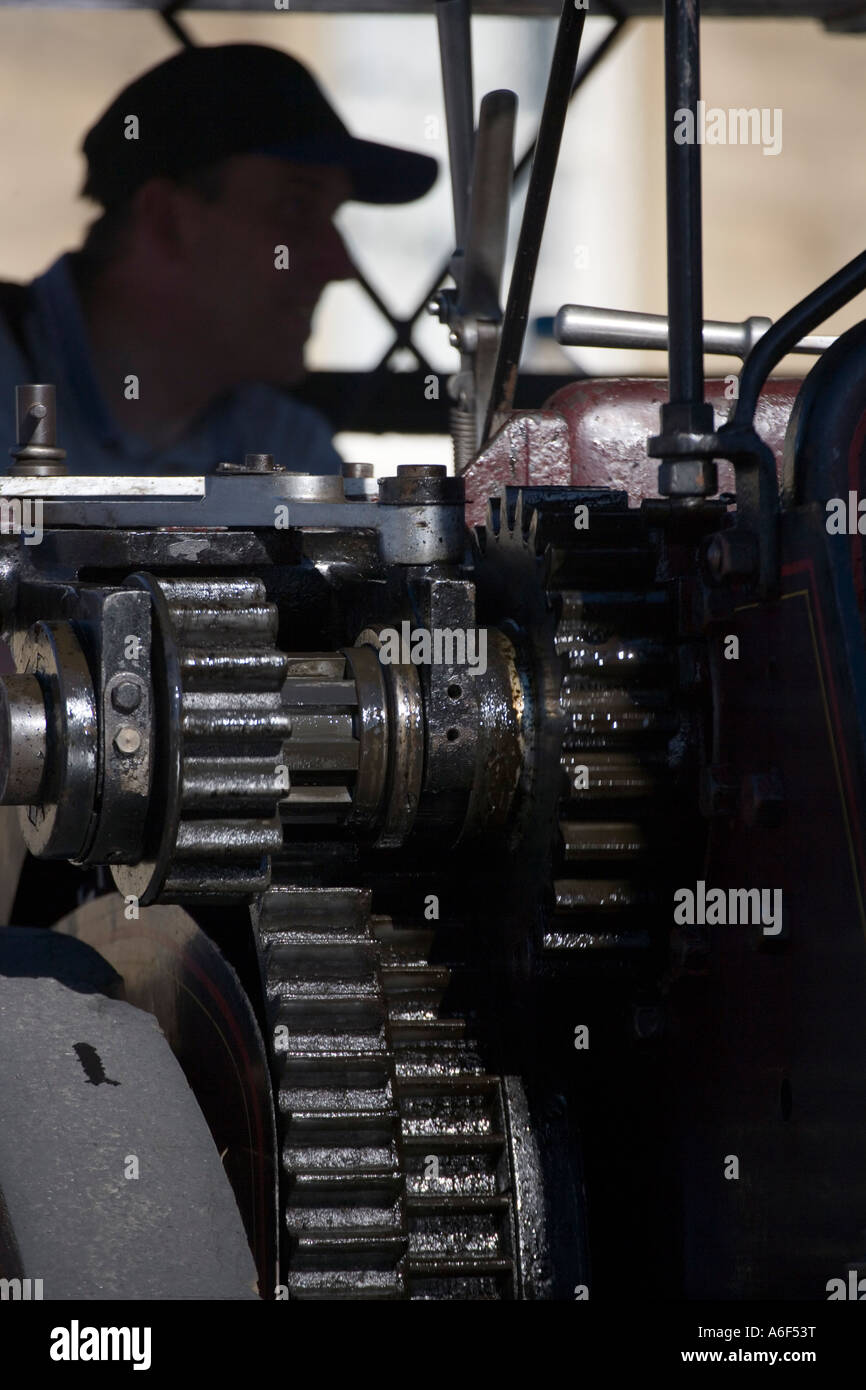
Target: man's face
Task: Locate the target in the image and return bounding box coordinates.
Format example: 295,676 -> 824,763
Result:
179,155 -> 354,386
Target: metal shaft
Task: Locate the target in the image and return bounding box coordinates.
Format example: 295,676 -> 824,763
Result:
664,0 -> 705,416
482,0 -> 586,445
554,304 -> 836,359
436,0 -> 475,249
458,89 -> 517,321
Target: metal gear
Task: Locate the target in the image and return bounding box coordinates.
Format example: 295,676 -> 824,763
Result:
474,488 -> 695,971
253,883 -> 550,1299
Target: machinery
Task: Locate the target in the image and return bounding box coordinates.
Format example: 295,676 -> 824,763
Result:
3,0 -> 866,1303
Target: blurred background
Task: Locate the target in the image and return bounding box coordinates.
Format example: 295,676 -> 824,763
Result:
0,4 -> 863,470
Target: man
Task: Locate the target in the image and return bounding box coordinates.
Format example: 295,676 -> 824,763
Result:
0,43 -> 437,475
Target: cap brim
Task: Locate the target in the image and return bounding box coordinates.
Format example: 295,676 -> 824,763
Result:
258,134 -> 438,205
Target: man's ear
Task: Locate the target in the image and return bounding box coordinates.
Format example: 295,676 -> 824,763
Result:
133,178 -> 202,262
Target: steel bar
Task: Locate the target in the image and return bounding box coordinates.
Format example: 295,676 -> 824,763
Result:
554,304 -> 836,359
731,247 -> 866,427
436,0 -> 476,249
482,0 -> 586,445
663,0 -> 705,416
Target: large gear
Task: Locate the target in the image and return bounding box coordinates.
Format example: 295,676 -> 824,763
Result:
254,883 -> 548,1300
474,488 -> 700,976
113,576 -> 288,904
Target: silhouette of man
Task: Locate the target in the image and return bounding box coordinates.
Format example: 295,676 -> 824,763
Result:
0,43 -> 437,475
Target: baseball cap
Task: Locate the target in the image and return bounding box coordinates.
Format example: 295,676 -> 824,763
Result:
82,43 -> 438,208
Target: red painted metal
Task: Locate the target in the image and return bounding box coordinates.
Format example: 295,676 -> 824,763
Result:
463,377 -> 800,526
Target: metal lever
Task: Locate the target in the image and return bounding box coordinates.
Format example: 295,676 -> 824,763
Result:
436,0 -> 475,249
458,89 -> 516,323
554,304 -> 836,360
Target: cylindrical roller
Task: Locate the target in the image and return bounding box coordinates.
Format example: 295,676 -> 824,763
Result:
162,862 -> 271,900
182,756 -> 289,814
180,649 -> 288,690
554,879 -> 648,913
168,605 -> 278,643
560,821 -> 648,862
175,817 -> 284,858
182,692 -> 293,740
555,636 -> 673,674
562,752 -> 662,801
156,577 -> 266,605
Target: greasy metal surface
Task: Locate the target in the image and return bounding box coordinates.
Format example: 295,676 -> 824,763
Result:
356,628 -> 424,848
13,621 -> 97,859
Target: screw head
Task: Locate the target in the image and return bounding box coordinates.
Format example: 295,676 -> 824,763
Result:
111,680 -> 142,713
114,726 -> 142,755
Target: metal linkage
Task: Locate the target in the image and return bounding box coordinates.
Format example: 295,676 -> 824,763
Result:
482,0 -> 587,446
436,0 -> 475,249
554,304 -> 836,360
651,0 -> 716,498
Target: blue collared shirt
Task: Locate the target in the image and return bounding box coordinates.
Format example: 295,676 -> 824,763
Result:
0,253 -> 343,477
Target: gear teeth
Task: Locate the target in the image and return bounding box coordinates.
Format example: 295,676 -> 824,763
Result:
481,496 -> 679,962
255,887 -> 519,1299
152,576 -> 287,900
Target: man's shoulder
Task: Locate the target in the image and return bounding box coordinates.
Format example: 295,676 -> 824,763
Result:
217,382 -> 343,474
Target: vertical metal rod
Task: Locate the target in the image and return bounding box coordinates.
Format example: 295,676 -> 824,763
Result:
482,0 -> 586,445
160,3 -> 195,48
664,0 -> 704,413
436,0 -> 475,249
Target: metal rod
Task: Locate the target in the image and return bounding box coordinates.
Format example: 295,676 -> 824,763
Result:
458,89 -> 517,319
159,3 -> 195,47
731,247 -> 866,428
393,16 -> 628,379
664,0 -> 705,414
482,0 -> 586,445
436,0 -> 476,249
513,12 -> 627,185
554,304 -> 836,359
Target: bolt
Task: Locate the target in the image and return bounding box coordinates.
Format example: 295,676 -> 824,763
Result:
111,681 -> 142,713
114,726 -> 141,755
